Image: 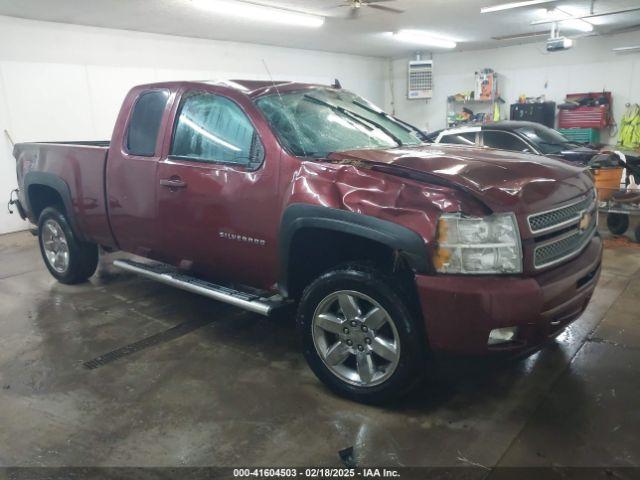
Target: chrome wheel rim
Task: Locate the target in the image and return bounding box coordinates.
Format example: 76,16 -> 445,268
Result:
312,290 -> 400,387
42,219 -> 70,274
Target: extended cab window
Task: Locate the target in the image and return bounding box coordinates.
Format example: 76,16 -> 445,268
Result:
127,90 -> 170,156
482,131 -> 529,152
171,93 -> 264,168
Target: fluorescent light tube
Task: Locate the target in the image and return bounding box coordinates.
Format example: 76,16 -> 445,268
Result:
613,45 -> 640,54
392,30 -> 457,49
192,0 -> 325,28
481,0 -> 556,13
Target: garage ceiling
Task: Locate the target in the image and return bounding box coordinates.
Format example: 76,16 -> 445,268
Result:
0,0 -> 639,57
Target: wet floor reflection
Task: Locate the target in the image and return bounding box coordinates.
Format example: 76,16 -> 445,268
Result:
0,236 -> 637,467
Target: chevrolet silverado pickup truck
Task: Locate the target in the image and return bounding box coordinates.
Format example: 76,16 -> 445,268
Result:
10,80 -> 602,403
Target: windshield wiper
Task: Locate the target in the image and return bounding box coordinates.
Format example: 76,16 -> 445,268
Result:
303,94 -> 403,147
352,100 -> 426,140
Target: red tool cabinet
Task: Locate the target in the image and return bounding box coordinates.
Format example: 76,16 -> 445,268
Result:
558,92 -> 612,129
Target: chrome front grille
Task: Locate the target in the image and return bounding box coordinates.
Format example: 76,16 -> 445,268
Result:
528,191 -> 595,234
530,190 -> 597,269
534,222 -> 596,268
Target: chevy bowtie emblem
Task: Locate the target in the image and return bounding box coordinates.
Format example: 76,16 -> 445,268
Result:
579,211 -> 592,232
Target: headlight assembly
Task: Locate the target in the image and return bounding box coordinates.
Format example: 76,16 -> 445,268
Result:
433,213 -> 523,274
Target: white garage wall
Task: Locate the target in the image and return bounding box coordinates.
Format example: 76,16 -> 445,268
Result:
387,30 -> 640,137
0,16 -> 388,234
0,70 -> 24,233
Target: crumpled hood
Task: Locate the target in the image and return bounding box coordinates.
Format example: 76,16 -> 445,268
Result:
327,143 -> 593,213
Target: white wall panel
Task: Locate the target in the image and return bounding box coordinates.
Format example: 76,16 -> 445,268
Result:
0,69 -> 26,234
154,68 -> 212,82
1,61 -> 95,142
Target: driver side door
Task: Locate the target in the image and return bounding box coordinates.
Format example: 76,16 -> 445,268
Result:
155,89 -> 281,290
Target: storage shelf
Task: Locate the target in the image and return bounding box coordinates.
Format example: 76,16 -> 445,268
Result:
448,98 -> 495,104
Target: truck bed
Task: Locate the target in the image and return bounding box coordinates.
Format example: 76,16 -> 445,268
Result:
14,141 -> 114,247
33,140 -> 111,147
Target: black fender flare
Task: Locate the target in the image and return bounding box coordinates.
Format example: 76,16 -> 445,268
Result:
23,171 -> 85,240
279,204 -> 429,295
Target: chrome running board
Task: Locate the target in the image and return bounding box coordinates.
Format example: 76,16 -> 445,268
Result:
113,259 -> 288,316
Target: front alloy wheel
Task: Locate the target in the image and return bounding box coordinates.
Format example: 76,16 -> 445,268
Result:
312,290 -> 400,387
298,264 -> 427,404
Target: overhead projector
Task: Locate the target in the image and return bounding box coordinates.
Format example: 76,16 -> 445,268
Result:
546,36 -> 574,52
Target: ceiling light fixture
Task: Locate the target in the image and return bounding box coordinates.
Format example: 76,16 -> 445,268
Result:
613,45 -> 640,54
541,8 -> 594,32
191,0 -> 325,28
531,6 -> 640,24
391,30 -> 457,49
481,0 -> 556,14
492,30 -> 550,40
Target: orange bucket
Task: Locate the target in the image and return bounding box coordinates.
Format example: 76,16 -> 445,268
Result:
592,167 -> 623,201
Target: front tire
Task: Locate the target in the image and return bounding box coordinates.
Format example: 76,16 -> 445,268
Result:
297,264 -> 427,404
38,207 -> 98,284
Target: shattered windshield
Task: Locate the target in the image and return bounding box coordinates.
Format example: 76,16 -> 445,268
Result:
255,87 -> 423,158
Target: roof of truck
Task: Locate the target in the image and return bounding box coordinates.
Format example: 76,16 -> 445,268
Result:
134,79 -> 330,99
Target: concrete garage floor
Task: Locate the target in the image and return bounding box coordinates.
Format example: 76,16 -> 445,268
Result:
0,225 -> 639,471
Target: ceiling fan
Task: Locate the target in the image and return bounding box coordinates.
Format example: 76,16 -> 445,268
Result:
332,0 -> 404,19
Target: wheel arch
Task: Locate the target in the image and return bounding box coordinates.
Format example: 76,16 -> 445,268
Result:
24,172 -> 85,240
279,204 -> 429,298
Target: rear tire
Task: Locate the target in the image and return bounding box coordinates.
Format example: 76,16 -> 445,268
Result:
297,263 -> 427,404
38,207 -> 98,284
606,213 -> 629,235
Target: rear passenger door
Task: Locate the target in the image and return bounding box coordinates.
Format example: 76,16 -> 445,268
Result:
106,88 -> 172,258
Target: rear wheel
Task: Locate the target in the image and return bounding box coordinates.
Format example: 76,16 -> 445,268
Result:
38,207 -> 98,284
297,264 -> 427,404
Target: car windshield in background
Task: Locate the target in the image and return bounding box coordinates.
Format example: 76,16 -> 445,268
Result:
255,87 -> 422,158
516,125 -> 573,155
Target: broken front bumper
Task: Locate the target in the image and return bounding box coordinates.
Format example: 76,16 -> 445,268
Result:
415,234 -> 603,355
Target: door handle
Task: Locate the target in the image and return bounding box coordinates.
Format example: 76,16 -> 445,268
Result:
160,178 -> 187,189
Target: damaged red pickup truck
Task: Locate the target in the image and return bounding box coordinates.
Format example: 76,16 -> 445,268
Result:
10,80 -> 602,403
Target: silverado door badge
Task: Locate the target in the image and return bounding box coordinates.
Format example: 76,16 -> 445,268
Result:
219,231 -> 266,246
